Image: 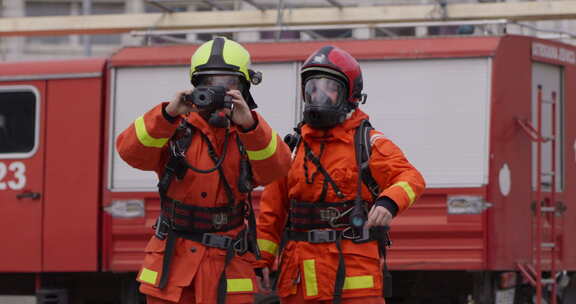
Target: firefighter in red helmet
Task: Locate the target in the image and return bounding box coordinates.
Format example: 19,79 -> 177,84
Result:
116,37 -> 291,304
255,46 -> 426,303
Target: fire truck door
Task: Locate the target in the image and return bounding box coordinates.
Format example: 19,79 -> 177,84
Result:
0,82 -> 46,272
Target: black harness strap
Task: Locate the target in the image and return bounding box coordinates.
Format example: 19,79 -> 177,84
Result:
161,198 -> 246,233
158,228 -> 177,289
302,141 -> 345,200
236,136 -> 261,259
355,120 -> 392,298
155,122 -> 258,303
157,123 -> 195,290
333,237 -> 346,304
279,120 -> 392,301
357,120 -> 380,200
194,129 -> 242,303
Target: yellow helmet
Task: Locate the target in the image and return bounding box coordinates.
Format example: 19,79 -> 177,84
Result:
190,37 -> 261,109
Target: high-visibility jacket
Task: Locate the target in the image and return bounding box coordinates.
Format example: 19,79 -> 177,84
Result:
256,109 -> 425,301
116,103 -> 292,302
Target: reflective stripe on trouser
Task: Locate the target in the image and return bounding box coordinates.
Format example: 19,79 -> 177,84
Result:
257,238 -> 279,256
281,278 -> 385,304
145,278 -> 254,304
302,259 -> 377,297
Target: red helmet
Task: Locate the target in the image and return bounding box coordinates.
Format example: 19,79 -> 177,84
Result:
301,45 -> 364,105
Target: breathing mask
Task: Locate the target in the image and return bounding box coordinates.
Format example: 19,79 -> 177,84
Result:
302,76 -> 349,129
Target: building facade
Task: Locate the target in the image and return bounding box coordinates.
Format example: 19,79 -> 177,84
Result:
0,0 -> 575,61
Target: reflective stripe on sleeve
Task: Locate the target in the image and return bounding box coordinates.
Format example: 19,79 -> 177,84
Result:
246,131 -> 278,161
392,181 -> 416,206
257,239 -> 278,256
134,116 -> 170,148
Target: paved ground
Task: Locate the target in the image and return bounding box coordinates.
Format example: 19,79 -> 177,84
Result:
0,296 -> 36,304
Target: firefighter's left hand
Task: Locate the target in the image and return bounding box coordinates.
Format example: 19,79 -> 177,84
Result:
366,205 -> 393,228
227,90 -> 255,130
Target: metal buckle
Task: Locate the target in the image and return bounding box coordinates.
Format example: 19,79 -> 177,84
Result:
153,216 -> 168,240
328,207 -> 353,228
201,233 -> 233,249
342,227 -> 371,243
307,229 -> 337,243
212,212 -> 229,230
319,207 -> 340,222
233,233 -> 248,255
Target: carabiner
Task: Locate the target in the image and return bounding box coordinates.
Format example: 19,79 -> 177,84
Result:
328,207 -> 354,228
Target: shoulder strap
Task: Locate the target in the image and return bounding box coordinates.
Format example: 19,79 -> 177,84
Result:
284,123 -> 303,156
158,121 -> 195,199
354,120 -> 381,200
236,135 -> 254,194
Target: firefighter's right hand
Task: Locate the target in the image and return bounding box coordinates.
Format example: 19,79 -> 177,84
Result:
257,267 -> 272,294
165,90 -> 198,116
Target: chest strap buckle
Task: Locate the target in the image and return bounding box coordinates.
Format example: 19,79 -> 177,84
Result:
201,233 -> 233,249
307,229 -> 337,243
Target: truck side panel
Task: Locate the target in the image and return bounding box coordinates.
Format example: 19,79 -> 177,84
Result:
43,76 -> 104,271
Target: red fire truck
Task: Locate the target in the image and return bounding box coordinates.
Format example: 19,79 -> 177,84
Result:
0,35 -> 574,304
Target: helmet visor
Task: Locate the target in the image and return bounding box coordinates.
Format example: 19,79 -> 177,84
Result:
303,77 -> 346,107
197,75 -> 243,90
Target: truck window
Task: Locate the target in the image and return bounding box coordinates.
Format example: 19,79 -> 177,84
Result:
0,90 -> 37,155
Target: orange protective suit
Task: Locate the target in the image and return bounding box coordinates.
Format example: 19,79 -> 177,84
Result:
117,103 -> 291,303
256,109 -> 425,303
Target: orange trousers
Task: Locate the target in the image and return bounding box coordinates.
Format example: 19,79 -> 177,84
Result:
281,284 -> 385,304
146,288 -> 253,304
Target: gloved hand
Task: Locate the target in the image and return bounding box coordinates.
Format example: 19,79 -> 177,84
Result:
365,196 -> 398,228
165,90 -> 198,116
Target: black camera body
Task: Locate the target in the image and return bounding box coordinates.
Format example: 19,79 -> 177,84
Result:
184,86 -> 232,111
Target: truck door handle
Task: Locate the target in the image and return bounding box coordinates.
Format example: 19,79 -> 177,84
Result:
16,191 -> 41,200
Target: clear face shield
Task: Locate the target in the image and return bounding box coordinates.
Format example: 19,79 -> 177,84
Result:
303,76 -> 349,129
303,76 -> 346,108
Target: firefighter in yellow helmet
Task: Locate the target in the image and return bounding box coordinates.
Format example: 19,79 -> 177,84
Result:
116,37 -> 291,303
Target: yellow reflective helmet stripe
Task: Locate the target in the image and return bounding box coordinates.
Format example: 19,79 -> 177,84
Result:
393,181 -> 416,207
190,40 -> 213,74
134,116 -> 169,148
190,37 -> 251,82
303,259 -> 318,297
222,38 -> 251,81
343,275 -> 374,290
139,268 -> 158,285
257,239 -> 278,256
246,131 -> 278,161
227,278 -> 253,292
